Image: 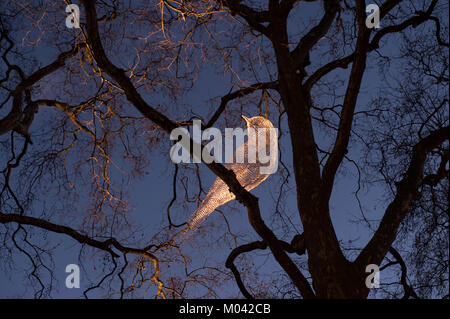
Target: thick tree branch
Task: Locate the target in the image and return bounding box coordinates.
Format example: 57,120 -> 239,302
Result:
279,0 -> 312,17
219,0 -> 270,36
226,236 -> 307,299
0,211 -> 157,260
0,45 -> 83,136
225,240 -> 267,299
290,0 -> 340,69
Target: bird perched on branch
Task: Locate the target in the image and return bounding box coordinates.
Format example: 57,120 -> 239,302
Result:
181,115 -> 278,239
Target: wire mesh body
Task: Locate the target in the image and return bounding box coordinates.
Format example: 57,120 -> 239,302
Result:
181,116 -> 278,239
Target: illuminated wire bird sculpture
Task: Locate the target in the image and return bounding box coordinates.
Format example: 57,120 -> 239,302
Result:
181,115 -> 278,238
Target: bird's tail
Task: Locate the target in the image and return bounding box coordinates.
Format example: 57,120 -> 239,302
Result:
170,203 -> 213,244
185,204 -> 212,236
174,188 -> 235,243
177,196 -> 218,241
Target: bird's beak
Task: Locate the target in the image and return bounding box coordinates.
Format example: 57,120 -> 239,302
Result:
241,115 -> 249,124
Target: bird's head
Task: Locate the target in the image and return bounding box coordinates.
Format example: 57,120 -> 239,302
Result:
241,115 -> 274,129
